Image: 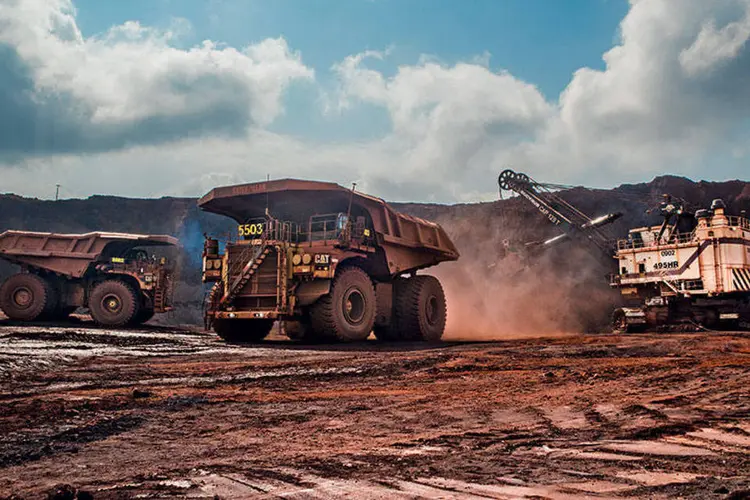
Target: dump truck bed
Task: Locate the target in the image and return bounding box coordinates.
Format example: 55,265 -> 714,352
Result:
198,179 -> 460,273
0,231 -> 179,278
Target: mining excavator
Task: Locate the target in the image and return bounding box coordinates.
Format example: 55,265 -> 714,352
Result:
610,198 -> 750,331
498,169 -> 750,332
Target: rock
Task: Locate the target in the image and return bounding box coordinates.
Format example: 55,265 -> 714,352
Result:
132,389 -> 152,399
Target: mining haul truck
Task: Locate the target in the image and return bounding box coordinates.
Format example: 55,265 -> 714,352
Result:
611,199 -> 750,331
0,231 -> 177,326
198,179 -> 460,342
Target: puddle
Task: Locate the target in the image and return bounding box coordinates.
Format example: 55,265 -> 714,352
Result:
411,477 -> 584,500
554,449 -> 643,461
616,471 -> 700,486
559,480 -> 635,494
389,445 -> 447,456
603,441 -> 716,457
687,428 -> 750,448
545,406 -> 589,430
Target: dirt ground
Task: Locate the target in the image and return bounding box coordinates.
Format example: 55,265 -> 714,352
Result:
0,318 -> 748,499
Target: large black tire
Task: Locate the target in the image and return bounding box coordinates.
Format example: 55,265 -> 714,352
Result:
310,267 -> 376,342
0,273 -> 52,321
39,278 -> 61,320
131,308 -> 155,326
373,323 -> 400,342
48,306 -> 77,322
283,319 -> 320,343
373,279 -> 402,342
213,319 -> 274,343
89,280 -> 141,327
393,275 -> 446,342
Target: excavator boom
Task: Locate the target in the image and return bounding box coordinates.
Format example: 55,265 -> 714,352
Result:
497,169 -> 622,255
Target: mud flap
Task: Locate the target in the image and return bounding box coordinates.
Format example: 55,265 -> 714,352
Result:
296,279 -> 331,306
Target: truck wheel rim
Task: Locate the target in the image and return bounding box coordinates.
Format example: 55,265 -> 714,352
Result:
425,295 -> 439,326
343,288 -> 365,325
12,287 -> 32,309
102,294 -> 122,314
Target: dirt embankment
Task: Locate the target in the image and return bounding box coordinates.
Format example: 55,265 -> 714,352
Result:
2,175 -> 750,336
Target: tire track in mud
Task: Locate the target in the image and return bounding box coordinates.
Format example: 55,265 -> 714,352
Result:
0,414 -> 144,468
0,325 -> 749,498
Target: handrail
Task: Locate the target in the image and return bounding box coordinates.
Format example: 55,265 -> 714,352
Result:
727,216 -> 750,230
616,230 -> 696,250
227,213 -> 376,253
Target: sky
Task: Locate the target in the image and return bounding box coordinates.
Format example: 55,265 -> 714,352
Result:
0,0 -> 748,202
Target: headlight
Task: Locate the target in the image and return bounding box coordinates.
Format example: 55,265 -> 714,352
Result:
292,254 -> 302,266
302,254 -> 312,265
213,259 -> 222,269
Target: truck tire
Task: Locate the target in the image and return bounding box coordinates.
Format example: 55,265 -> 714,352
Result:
0,273 -> 52,321
284,319 -> 318,342
132,308 -> 155,326
310,267 -> 376,341
373,324 -> 400,342
49,306 -> 77,321
89,280 -> 141,327
373,279 -> 401,342
213,319 -> 274,342
40,280 -> 64,321
394,275 -> 446,342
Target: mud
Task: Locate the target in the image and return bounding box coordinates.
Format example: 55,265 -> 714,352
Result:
0,320 -> 748,499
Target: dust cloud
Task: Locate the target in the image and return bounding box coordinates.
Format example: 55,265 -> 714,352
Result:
158,201 -> 619,338
430,210 -> 618,341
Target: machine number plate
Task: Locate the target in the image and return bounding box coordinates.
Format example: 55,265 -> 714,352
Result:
654,261 -> 678,270
239,223 -> 264,237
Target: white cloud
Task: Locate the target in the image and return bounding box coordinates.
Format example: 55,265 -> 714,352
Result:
680,3 -> 750,75
330,51 -> 553,198
507,0 -> 750,186
0,0 -> 313,153
321,0 -> 750,197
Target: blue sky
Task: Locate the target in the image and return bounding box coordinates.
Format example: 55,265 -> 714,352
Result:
74,0 -> 628,99
72,0 -> 629,142
1,0 -> 748,201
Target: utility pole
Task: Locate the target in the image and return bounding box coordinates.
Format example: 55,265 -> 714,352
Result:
265,174 -> 270,217
55,184 -> 60,201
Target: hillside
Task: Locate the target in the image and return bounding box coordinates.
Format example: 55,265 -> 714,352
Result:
1,175 -> 749,334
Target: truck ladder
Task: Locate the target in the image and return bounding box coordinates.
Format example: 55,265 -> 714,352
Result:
153,289 -> 165,310
220,245 -> 271,306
